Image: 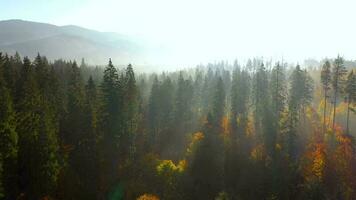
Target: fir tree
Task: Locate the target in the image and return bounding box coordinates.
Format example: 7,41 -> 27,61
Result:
0,59 -> 18,199
344,70 -> 356,135
331,55 -> 347,132
321,60 -> 332,135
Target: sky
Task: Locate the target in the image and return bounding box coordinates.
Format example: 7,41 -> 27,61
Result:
1,0 -> 356,65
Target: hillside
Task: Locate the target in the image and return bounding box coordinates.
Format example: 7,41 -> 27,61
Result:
0,19 -> 147,64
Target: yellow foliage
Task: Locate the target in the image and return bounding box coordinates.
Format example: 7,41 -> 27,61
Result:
186,132 -> 204,155
311,144 -> 326,179
221,116 -> 230,136
136,194 -> 160,200
303,143 -> 326,182
156,159 -> 186,174
250,144 -> 265,161
306,106 -> 314,120
193,132 -> 204,141
245,115 -> 254,138
336,102 -> 348,114
177,160 -> 187,172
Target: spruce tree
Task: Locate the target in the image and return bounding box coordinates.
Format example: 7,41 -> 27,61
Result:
78,76 -> 99,200
17,57 -> 60,199
212,77 -> 226,128
188,113 -> 224,200
99,59 -> 121,195
320,61 -> 332,135
0,59 -> 18,199
287,65 -> 313,159
345,70 -> 356,135
331,55 -> 347,132
147,76 -> 160,149
122,64 -> 138,159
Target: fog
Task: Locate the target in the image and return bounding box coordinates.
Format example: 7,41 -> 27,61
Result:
1,0 -> 356,66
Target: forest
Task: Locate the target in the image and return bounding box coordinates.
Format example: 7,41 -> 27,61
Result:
0,52 -> 355,200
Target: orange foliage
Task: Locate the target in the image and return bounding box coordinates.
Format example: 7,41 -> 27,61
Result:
221,116 -> 230,136
136,194 -> 160,200
250,144 -> 265,161
303,142 -> 327,182
186,132 -> 204,155
333,134 -> 356,198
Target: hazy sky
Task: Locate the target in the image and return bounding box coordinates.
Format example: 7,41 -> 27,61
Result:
1,0 -> 356,65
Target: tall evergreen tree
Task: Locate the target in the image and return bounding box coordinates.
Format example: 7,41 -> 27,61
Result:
331,55 -> 347,132
0,58 -> 18,199
17,57 -> 60,199
98,59 -> 121,196
321,60 -> 332,135
188,113 -> 224,200
252,63 -> 269,140
287,65 -> 313,159
212,77 -> 226,128
344,70 -> 356,135
122,64 -> 139,159
171,72 -> 194,158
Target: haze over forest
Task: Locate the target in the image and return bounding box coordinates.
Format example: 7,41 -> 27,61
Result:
1,0 -> 356,67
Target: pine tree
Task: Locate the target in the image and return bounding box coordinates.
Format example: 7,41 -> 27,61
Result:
331,55 -> 347,132
98,59 -> 121,195
230,67 -> 250,141
122,64 -> 138,159
171,72 -> 194,158
344,70 -> 356,135
212,77 -> 226,128
252,63 -> 269,140
78,76 -> 99,200
287,65 -> 313,159
0,58 -> 18,199
321,61 -> 332,135
188,113 -> 224,200
147,75 -> 160,149
17,57 -> 60,199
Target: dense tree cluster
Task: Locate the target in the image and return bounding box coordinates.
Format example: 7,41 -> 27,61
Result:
0,53 -> 356,200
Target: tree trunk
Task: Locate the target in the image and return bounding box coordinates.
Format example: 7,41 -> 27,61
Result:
332,85 -> 338,133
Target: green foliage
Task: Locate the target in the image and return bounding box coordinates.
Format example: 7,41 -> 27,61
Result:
0,51 -> 355,200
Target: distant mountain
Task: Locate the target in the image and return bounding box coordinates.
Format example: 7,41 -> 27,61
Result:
0,19 -> 149,65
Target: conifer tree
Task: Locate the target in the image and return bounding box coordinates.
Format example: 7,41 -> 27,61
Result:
252,63 -> 269,139
76,76 -> 99,200
171,72 -> 194,158
321,61 -> 332,135
345,70 -> 356,134
287,65 -> 313,159
230,67 -> 250,141
17,57 -> 60,199
147,76 -> 160,148
99,59 -> 121,195
0,58 -> 18,199
188,113 -> 224,200
212,77 -> 226,128
122,64 -> 139,159
331,55 -> 347,132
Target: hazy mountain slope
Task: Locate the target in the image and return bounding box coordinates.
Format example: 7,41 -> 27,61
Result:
0,19 -> 146,64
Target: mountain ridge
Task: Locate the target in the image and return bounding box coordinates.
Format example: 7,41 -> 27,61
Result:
0,19 -> 148,65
